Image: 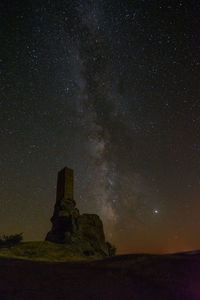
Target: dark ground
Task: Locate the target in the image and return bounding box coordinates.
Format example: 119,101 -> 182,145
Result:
0,253 -> 200,300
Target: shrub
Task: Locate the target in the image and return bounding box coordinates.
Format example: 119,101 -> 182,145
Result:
0,233 -> 23,247
106,242 -> 116,256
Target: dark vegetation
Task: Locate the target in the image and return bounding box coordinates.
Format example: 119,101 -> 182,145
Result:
0,233 -> 23,247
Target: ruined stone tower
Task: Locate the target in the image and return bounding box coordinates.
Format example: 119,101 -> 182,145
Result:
45,167 -> 111,257
56,167 -> 74,202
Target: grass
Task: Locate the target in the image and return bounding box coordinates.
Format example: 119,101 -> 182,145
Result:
0,241 -> 102,262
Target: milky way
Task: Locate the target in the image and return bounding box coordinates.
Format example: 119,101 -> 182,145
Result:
1,1 -> 200,253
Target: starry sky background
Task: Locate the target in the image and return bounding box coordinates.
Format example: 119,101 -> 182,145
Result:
1,0 -> 200,254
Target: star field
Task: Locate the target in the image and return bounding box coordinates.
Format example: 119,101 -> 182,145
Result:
1,0 -> 200,253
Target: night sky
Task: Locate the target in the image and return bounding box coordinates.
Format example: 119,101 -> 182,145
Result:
1,0 -> 200,254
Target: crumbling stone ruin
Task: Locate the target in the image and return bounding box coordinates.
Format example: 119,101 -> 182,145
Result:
46,167 -> 111,257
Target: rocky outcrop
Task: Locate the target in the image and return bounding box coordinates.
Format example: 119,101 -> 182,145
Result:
45,198 -> 80,244
46,198 -> 110,257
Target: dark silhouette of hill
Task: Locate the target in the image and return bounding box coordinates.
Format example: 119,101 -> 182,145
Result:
0,253 -> 200,299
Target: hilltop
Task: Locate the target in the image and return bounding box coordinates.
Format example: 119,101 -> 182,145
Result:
0,241 -> 103,262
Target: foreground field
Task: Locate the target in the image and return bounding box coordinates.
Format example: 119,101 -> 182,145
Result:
0,251 -> 200,299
